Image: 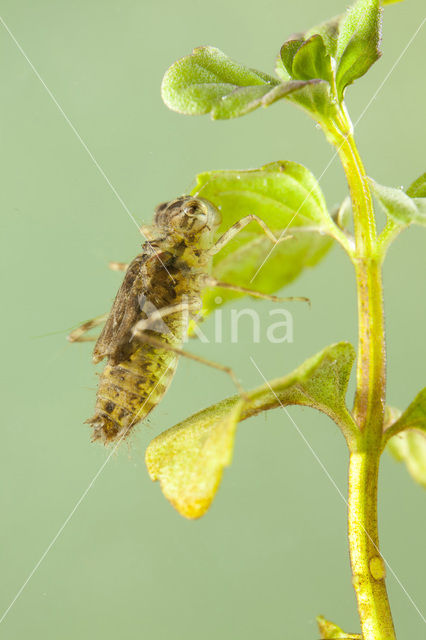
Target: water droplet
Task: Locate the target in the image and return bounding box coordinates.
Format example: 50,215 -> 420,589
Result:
315,123 -> 321,130
215,296 -> 223,304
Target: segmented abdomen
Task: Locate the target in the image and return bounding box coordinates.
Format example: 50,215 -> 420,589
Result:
88,333 -> 181,443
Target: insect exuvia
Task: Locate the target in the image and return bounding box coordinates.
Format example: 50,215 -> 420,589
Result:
69,196 -> 307,444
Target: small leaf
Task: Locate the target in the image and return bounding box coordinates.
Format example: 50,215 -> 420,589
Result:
279,35 -> 334,121
305,15 -> 342,58
292,35 -> 333,82
383,405 -> 402,431
406,172 -> 426,198
285,79 -> 335,123
335,0 -> 382,101
274,52 -> 290,81
147,343 -> 357,518
385,389 -> 426,488
317,614 -> 362,639
265,341 -> 356,436
161,46 -> 314,120
385,388 -> 426,438
280,38 -> 305,76
334,196 -> 352,229
396,388 -> 426,432
304,0 -> 400,60
191,161 -> 335,314
388,430 -> 426,488
369,178 -> 426,227
146,400 -> 244,519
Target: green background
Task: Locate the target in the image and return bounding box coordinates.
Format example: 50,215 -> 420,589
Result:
1,0 -> 425,637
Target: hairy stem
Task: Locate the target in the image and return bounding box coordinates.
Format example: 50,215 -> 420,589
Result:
348,451 -> 395,640
327,111 -> 396,639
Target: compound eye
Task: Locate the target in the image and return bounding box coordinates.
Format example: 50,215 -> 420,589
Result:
183,200 -> 203,217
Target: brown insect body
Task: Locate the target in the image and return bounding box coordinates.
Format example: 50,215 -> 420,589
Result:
88,196 -> 221,443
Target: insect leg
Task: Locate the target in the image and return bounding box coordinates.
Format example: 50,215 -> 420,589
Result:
132,330 -> 247,400
108,261 -> 129,271
203,277 -> 310,305
67,313 -> 109,343
208,214 -> 292,256
139,224 -> 155,241
132,300 -> 201,334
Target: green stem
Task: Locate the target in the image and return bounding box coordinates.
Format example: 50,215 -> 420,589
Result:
326,111 -> 396,639
377,219 -> 403,259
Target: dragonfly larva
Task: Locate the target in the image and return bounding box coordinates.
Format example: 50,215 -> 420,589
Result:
69,196 -> 307,444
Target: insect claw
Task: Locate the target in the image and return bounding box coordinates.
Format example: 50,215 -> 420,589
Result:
275,233 -> 293,245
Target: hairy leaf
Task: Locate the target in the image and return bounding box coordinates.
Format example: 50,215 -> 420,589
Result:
274,52 -> 290,81
190,161 -> 335,313
305,16 -> 342,58
385,389 -> 426,488
161,46 -> 314,120
292,35 -> 333,82
335,0 -> 382,101
369,178 -> 426,227
146,342 -> 357,521
285,79 -> 336,124
385,388 -> 426,439
146,401 -> 244,519
304,0 -> 400,60
280,38 -> 305,76
279,35 -> 334,121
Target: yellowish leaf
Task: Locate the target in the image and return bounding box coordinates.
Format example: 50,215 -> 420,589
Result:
146,400 -> 244,519
317,615 -> 362,639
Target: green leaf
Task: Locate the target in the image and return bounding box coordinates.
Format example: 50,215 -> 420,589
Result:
385,388 -> 426,437
304,1 -> 400,60
278,35 -> 334,120
280,38 -> 305,76
334,196 -> 352,229
385,389 -> 426,488
317,615 -> 362,639
305,15 -> 342,58
146,400 -> 244,519
161,46 -> 314,120
369,177 -> 426,227
406,172 -> 426,198
335,0 -> 382,101
146,343 -> 357,518
292,35 -> 333,82
190,161 -> 335,314
274,52 -> 290,81
285,79 -> 336,124
388,430 -> 426,488
260,341 -> 356,437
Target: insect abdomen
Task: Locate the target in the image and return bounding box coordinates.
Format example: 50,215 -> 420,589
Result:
87,337 -> 179,443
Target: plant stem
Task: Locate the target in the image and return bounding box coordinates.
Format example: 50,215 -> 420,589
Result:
348,451 -> 395,640
327,111 -> 396,639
